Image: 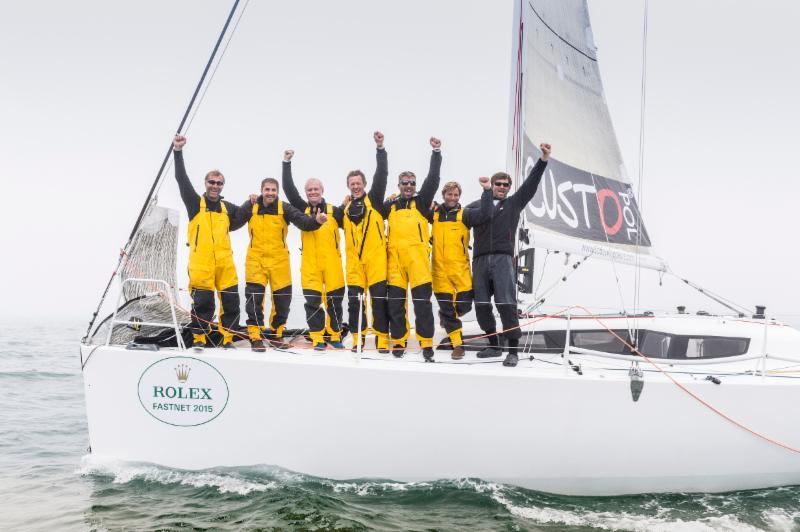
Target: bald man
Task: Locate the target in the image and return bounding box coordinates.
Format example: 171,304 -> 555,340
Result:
282,149 -> 347,350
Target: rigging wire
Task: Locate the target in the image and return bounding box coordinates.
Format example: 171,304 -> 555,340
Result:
632,0 -> 649,345
82,0 -> 244,343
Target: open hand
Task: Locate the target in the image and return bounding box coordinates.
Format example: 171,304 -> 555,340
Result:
249,194 -> 259,204
316,211 -> 328,224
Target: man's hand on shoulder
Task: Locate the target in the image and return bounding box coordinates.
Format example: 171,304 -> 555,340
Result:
173,135 -> 187,151
249,194 -> 259,205
539,143 -> 551,161
315,211 -> 328,224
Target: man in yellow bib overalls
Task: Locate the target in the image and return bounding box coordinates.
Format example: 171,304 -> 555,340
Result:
281,149 -> 347,351
430,178 -> 492,360
172,135 -> 250,350
383,137 -> 442,361
342,131 -> 389,352
242,178 -> 325,352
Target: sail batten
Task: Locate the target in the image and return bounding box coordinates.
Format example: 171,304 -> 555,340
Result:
510,0 -> 665,271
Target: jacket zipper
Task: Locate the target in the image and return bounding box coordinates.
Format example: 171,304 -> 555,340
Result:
417,223 -> 423,243
194,226 -> 200,251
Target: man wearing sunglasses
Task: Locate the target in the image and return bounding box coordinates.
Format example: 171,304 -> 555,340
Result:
383,137 -> 442,360
173,135 -> 251,350
471,143 -> 551,367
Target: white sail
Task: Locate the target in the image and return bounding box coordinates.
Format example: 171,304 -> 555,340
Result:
509,0 -> 666,271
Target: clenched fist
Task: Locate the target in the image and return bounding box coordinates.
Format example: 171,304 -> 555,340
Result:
539,143 -> 551,161
173,135 -> 187,151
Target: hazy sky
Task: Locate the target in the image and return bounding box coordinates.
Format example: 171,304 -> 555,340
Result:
1,1 -> 798,326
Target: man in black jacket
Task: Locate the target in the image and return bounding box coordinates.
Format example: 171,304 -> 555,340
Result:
469,143 -> 551,367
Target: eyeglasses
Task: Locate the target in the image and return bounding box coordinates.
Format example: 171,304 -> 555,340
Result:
206,180 -> 224,186
494,182 -> 511,188
400,181 -> 416,187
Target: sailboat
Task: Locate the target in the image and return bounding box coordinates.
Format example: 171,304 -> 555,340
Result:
79,0 -> 800,496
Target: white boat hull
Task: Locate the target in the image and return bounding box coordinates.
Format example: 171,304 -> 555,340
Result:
80,343 -> 800,496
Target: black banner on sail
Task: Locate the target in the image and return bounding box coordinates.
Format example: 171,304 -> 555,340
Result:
522,137 -> 652,247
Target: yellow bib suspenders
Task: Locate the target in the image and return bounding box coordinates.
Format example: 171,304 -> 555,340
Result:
430,206 -> 474,347
245,201 -> 292,341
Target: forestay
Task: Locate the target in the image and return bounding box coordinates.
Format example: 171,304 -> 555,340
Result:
508,0 -> 666,271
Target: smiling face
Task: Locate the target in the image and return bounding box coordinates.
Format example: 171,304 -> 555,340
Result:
491,172 -> 512,200
261,178 -> 279,205
398,171 -> 417,199
305,178 -> 323,206
204,171 -> 225,201
442,188 -> 461,209
347,170 -> 366,199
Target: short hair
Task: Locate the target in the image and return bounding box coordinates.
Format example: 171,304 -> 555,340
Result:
205,170 -> 225,182
305,178 -> 324,193
346,170 -> 366,186
398,171 -> 416,181
260,177 -> 279,190
441,181 -> 462,197
491,172 -> 512,186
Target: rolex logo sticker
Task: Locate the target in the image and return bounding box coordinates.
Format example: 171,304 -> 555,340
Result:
137,356 -> 229,427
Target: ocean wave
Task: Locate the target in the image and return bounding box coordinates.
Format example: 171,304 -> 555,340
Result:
77,456 -> 277,496
489,486 -> 762,532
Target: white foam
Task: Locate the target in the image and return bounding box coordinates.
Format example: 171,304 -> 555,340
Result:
77,456 -> 276,496
487,484 -> 761,532
761,507 -> 800,532
329,480 -> 431,495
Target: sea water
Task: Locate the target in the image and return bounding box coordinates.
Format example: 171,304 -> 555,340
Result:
2,320 -> 800,531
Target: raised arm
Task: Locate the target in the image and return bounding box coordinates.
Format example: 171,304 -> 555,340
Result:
367,131 -> 388,206
283,202 -> 322,232
510,143 -> 551,211
417,136 -> 442,208
281,149 -> 308,211
463,179 -> 493,227
172,135 -> 200,218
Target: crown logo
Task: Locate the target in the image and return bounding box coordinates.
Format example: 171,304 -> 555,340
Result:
175,364 -> 191,383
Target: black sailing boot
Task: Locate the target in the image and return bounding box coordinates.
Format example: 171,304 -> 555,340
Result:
503,338 -> 519,367
477,333 -> 502,358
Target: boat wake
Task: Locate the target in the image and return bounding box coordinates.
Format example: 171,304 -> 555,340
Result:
77,455 -> 277,495
75,455 -> 800,531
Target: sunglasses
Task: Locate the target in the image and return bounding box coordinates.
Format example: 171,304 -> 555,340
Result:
206,180 -> 224,186
400,181 -> 416,187
494,182 -> 511,188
